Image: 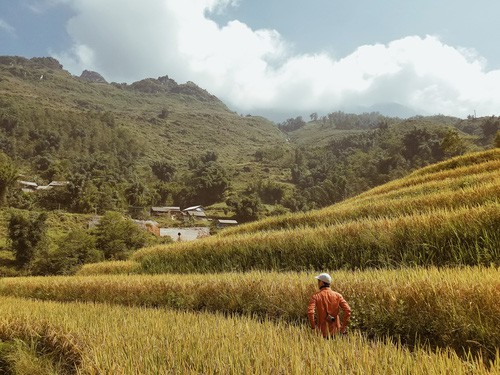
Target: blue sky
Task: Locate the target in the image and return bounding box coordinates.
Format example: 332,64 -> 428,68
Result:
1,0 -> 500,119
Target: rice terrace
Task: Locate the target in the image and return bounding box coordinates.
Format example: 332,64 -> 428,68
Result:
0,149 -> 498,374
1,0 -> 500,372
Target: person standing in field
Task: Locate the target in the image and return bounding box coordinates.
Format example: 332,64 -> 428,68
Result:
307,273 -> 351,338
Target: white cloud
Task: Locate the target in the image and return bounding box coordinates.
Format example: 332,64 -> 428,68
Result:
27,0 -> 67,14
53,0 -> 500,118
0,19 -> 15,35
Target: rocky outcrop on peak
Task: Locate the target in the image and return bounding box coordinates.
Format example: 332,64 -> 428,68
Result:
127,76 -> 218,102
129,75 -> 177,94
80,70 -> 107,83
30,57 -> 63,70
0,56 -> 63,70
0,56 -> 67,80
157,75 -> 177,89
171,81 -> 218,102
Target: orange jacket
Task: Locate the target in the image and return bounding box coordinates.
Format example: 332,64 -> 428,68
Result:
307,287 -> 351,337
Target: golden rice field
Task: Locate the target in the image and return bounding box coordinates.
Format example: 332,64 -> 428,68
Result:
0,296 -> 498,374
221,176 -> 498,234
76,260 -> 140,276
126,149 -> 499,273
1,150 -> 499,373
1,267 -> 499,362
132,203 -> 499,273
220,149 -> 500,235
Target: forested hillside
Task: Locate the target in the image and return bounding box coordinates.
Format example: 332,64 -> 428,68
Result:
275,113 -> 498,211
0,55 -> 498,219
0,56 -> 287,214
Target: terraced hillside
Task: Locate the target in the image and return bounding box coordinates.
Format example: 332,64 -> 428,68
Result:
131,148 -> 499,273
0,149 -> 498,372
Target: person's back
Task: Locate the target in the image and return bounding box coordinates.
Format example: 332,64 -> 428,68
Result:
307,273 -> 351,337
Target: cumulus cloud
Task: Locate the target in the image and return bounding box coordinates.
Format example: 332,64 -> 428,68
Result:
52,0 -> 500,118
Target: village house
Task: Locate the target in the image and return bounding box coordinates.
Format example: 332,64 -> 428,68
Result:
182,205 -> 207,221
216,219 -> 238,229
150,206 -> 182,219
17,180 -> 38,193
36,181 -> 70,191
48,181 -> 70,188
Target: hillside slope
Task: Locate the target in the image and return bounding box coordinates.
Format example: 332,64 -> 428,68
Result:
0,56 -> 287,171
286,113 -> 492,149
132,149 -> 500,272
0,56 -> 496,216
221,148 -> 500,235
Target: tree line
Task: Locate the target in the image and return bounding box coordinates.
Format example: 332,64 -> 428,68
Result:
0,106 -> 498,223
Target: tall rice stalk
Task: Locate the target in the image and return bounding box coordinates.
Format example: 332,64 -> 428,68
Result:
133,204 -> 500,273
0,267 -> 498,361
0,296 -> 497,374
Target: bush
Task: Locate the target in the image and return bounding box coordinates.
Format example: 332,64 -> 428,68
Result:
31,229 -> 102,275
94,212 -> 148,260
7,211 -> 48,268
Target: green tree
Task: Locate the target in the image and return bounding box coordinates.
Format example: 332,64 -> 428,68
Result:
226,194 -> 261,222
125,180 -> 152,207
290,149 -> 312,187
185,152 -> 229,205
76,182 -> 100,213
402,127 -> 442,166
191,161 -> 230,205
94,211 -> 148,260
151,160 -> 176,182
440,130 -> 468,158
32,228 -> 101,275
481,116 -> 499,139
278,116 -> 306,132
0,153 -> 18,206
36,185 -> 73,211
97,183 -> 122,213
248,180 -> 286,204
8,211 -> 48,268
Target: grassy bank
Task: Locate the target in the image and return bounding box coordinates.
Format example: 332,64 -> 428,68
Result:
220,149 -> 500,236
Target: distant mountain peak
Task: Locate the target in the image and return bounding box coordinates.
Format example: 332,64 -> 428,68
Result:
79,70 -> 107,83
0,56 -> 63,70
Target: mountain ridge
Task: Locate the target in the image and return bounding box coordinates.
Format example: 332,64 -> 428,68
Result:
0,54 -> 496,217
0,55 -> 286,170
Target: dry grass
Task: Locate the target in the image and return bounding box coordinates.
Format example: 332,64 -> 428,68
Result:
77,260 -> 141,276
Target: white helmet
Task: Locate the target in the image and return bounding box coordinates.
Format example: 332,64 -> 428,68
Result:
315,273 -> 332,284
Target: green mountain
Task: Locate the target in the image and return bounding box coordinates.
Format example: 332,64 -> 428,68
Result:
0,55 -> 497,217
0,56 -> 286,169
